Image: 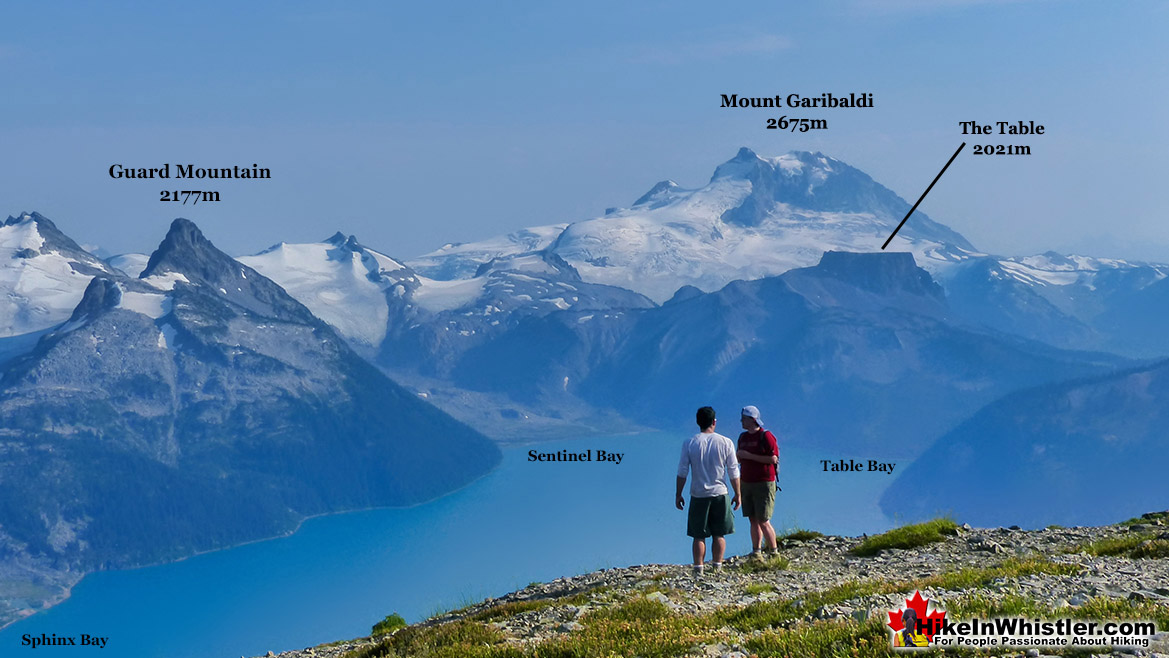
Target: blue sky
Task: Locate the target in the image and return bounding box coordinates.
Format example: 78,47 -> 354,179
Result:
2,0 -> 1166,261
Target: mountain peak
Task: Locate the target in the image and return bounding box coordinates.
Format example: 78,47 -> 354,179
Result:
632,180 -> 681,207
812,250 -> 944,299
324,231 -> 367,253
140,218 -> 214,280
707,150 -> 975,249
3,210 -> 97,259
67,277 -> 123,324
4,211 -> 38,227
734,146 -> 758,160
140,218 -> 319,323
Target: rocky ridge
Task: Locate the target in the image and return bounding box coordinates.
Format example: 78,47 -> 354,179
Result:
251,513 -> 1169,658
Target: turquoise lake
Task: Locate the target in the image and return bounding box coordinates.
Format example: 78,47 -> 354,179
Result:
0,431 -> 903,658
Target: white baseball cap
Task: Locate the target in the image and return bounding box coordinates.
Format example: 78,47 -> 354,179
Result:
741,405 -> 763,426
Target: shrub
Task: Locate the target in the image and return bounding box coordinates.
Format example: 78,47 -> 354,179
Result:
371,612 -> 407,636
1069,533 -> 1154,557
780,528 -> 824,542
849,519 -> 958,557
1131,539 -> 1169,559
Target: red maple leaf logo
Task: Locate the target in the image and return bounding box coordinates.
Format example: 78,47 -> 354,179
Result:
887,591 -> 947,642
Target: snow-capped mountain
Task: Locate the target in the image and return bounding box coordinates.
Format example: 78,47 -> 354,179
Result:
410,149 -> 978,303
241,232 -> 654,373
238,232 -> 420,351
940,251 -> 1169,356
409,224 -> 568,280
0,212 -> 118,339
403,148 -> 1169,357
0,217 -> 500,624
107,252 -> 151,278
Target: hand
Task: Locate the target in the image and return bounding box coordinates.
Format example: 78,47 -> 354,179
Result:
771,455 -> 778,465
731,494 -> 741,511
676,494 -> 685,510
736,449 -> 748,460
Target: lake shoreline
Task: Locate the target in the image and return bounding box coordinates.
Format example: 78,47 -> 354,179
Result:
0,455 -> 507,633
0,433 -> 908,657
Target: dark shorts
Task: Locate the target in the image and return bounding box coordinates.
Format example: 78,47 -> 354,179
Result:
741,480 -> 776,520
687,495 -> 735,539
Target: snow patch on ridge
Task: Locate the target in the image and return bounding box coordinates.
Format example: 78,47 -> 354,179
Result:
411,277 -> 488,312
119,290 -> 171,319
0,219 -> 95,337
142,271 -> 191,291
239,241 -> 392,348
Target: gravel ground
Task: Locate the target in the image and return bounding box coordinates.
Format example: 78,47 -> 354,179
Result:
250,514 -> 1169,658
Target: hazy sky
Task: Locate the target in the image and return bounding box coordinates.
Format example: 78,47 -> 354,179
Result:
2,1 -> 1166,262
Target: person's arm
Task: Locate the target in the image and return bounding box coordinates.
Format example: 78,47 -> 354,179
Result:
725,440 -> 741,509
767,431 -> 779,466
737,449 -> 772,463
676,443 -> 689,509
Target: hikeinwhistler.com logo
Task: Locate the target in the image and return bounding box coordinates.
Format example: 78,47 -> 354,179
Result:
887,591 -> 1158,651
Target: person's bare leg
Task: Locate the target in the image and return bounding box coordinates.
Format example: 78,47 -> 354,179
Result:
749,518 -> 762,552
692,538 -> 706,566
762,520 -> 777,551
712,536 -> 726,565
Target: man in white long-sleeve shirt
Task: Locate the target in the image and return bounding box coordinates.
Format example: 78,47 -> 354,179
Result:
675,406 -> 741,573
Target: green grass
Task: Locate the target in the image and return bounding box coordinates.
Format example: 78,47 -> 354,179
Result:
780,528 -> 825,542
537,598 -> 719,658
917,555 -> 1081,590
466,599 -> 558,622
1131,539 -> 1169,559
739,594 -> 1169,658
745,618 -> 896,658
744,583 -> 777,595
849,518 -> 959,557
718,555 -> 1079,633
1119,511 -> 1167,526
951,592 -> 1169,628
347,619 -> 510,658
949,592 -> 1052,619
637,581 -> 684,598
717,580 -> 883,631
1067,532 -> 1158,557
737,552 -> 791,573
1074,595 -> 1169,627
341,554 -> 1138,658
423,595 -> 480,621
466,592 -> 592,622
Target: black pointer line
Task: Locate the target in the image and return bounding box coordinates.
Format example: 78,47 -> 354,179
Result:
881,142 -> 966,250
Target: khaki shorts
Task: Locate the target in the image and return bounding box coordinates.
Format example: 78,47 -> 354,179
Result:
741,480 -> 776,520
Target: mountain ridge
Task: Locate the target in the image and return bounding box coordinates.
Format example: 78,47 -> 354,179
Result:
245,513 -> 1169,658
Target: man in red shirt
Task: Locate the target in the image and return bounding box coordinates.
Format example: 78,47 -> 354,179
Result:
737,405 -> 779,555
